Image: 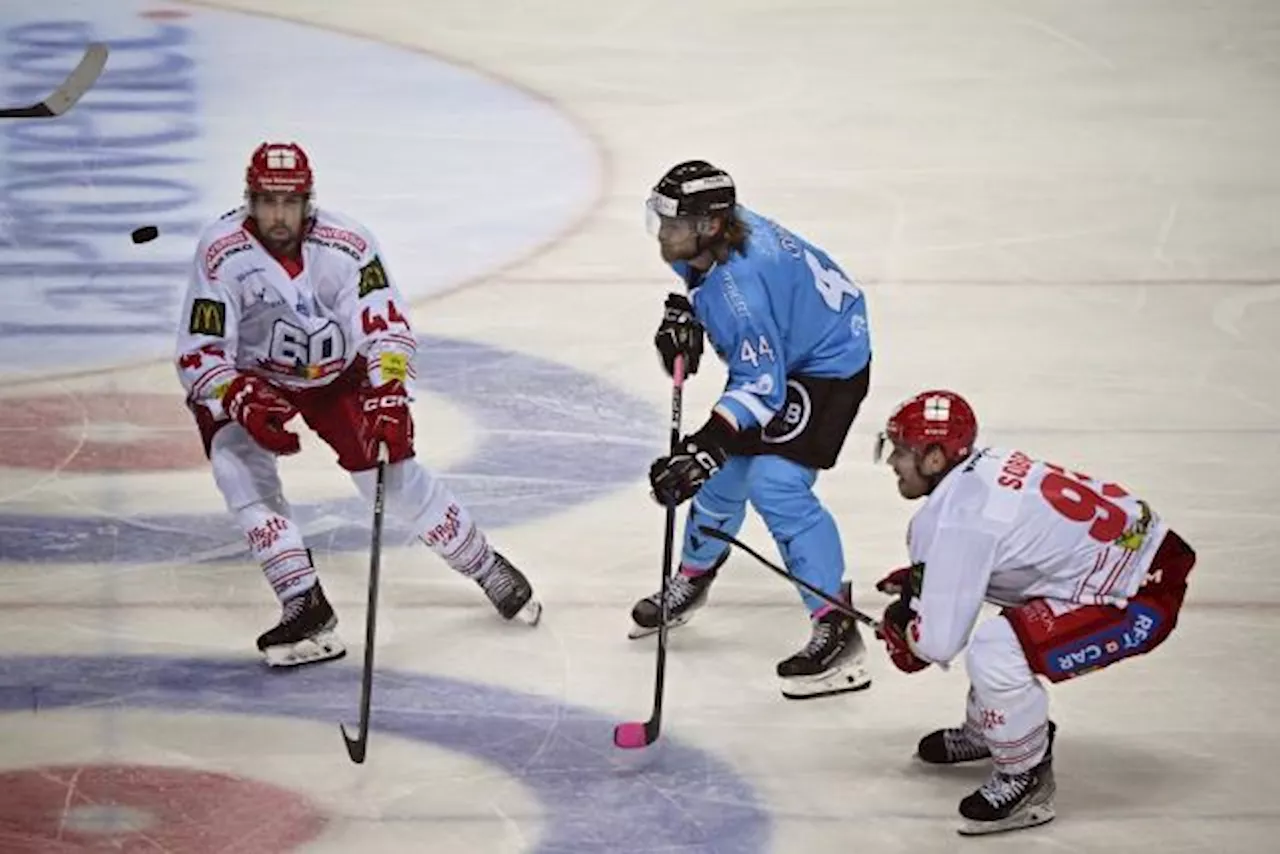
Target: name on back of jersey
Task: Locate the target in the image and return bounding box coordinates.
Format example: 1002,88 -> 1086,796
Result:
997,450 -> 1035,490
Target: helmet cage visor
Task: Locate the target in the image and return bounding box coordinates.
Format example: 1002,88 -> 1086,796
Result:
645,191 -> 713,239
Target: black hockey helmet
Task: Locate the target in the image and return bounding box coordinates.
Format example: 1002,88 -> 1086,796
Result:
648,160 -> 736,219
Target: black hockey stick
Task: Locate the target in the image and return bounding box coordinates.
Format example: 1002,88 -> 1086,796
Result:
698,527 -> 880,629
0,43 -> 109,119
614,355 -> 686,750
341,444 -> 390,763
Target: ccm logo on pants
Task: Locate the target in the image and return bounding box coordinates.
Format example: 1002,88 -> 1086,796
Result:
364,395 -> 408,411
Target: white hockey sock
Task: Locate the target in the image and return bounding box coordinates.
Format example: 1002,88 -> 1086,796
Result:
235,500 -> 315,603
963,687 -> 986,742
352,460 -> 497,580
966,616 -> 1051,775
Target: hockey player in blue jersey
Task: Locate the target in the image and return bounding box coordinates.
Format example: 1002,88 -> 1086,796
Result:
631,160 -> 875,700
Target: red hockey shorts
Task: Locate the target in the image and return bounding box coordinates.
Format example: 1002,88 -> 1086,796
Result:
1003,530 -> 1196,683
191,360 -> 406,472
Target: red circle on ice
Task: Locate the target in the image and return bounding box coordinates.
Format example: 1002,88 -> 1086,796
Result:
0,392 -> 206,472
0,763 -> 327,852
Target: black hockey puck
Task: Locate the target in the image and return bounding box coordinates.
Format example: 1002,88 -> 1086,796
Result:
131,225 -> 159,244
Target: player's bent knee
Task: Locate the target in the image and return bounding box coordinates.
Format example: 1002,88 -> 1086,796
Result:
210,432 -> 284,511
750,492 -> 825,541
232,496 -> 292,527
696,457 -> 752,507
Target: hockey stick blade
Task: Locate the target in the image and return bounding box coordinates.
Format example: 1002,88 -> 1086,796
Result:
698,527 -> 880,629
613,718 -> 660,749
341,723 -> 368,763
0,43 -> 109,119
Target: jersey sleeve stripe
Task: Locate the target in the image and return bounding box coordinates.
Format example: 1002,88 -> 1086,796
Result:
721,389 -> 775,424
190,364 -> 238,399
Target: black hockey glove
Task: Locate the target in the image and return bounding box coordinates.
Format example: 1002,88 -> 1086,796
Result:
649,415 -> 734,505
654,292 -> 704,377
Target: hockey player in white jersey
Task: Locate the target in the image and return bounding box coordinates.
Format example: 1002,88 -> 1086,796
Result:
175,142 -> 541,667
872,389 -> 1196,835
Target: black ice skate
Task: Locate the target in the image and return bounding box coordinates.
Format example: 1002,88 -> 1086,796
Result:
919,719 -> 1056,766
256,583 -> 346,668
628,558 -> 723,640
957,724 -> 1058,836
776,588 -> 871,700
478,552 -> 542,625
917,725 -> 991,765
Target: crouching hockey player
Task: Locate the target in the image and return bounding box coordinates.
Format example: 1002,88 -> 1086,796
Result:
874,389 -> 1197,834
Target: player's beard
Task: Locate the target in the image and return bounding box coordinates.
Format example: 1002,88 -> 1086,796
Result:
894,463 -> 931,499
896,475 -> 918,499
658,221 -> 700,264
659,240 -> 686,263
261,221 -> 300,258
660,235 -> 705,265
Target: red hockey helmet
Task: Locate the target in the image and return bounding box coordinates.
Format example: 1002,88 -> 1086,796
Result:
245,142 -> 313,195
876,389 -> 978,464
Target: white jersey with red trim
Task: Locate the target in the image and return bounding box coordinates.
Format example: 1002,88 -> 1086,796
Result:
174,206 -> 417,416
903,446 -> 1170,665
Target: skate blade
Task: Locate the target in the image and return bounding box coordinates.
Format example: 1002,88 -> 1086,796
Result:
914,750 -> 991,767
780,658 -> 872,700
627,611 -> 693,640
958,802 -> 1055,836
262,631 -> 346,668
511,597 -> 543,627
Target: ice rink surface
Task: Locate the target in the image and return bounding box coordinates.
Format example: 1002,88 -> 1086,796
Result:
1,1 -> 1278,851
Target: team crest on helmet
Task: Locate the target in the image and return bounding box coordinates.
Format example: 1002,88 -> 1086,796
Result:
923,395 -> 951,421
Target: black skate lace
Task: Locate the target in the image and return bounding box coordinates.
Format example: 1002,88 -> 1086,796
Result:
657,573 -> 700,609
946,728 -> 989,760
802,621 -> 833,656
279,590 -> 309,624
482,563 -> 515,602
979,770 -> 1032,808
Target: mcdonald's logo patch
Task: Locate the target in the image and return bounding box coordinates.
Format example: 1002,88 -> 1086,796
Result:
358,256 -> 389,298
189,299 -> 227,336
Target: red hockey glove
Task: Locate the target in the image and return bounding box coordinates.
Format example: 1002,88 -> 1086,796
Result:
876,598 -> 931,674
363,379 -> 414,463
222,374 -> 301,455
875,562 -> 925,598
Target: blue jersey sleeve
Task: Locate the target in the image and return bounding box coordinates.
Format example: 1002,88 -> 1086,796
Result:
694,267 -> 787,430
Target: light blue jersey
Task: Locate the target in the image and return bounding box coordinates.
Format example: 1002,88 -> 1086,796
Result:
673,207 -> 871,431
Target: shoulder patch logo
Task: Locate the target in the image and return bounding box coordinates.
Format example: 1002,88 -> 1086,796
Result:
358,256 -> 389,298
189,298 -> 227,337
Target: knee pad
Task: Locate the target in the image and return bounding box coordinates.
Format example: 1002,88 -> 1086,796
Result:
351,459 -> 446,532
746,456 -> 822,539
693,456 -> 752,512
210,425 -> 285,512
